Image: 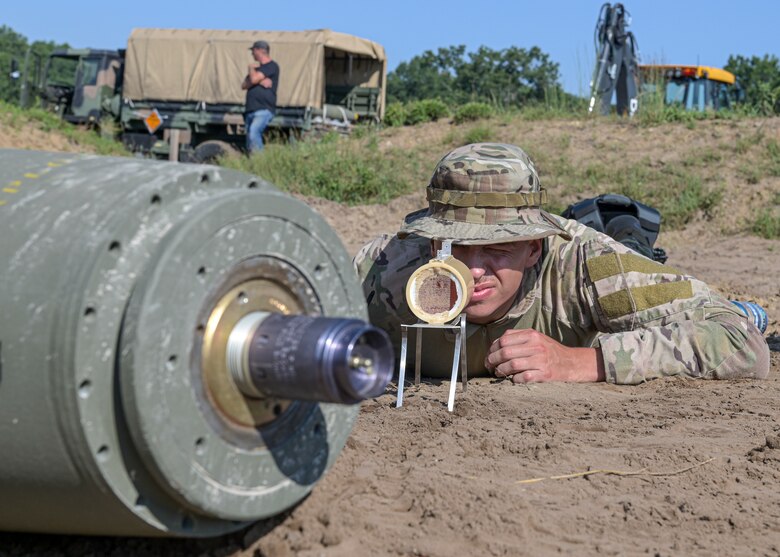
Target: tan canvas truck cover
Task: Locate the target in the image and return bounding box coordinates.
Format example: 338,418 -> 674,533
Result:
123,28 -> 386,116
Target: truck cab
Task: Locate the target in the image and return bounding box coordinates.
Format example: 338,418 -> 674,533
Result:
639,65 -> 743,111
40,49 -> 123,125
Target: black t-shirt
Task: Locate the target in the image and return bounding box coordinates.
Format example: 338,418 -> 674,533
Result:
245,60 -> 280,114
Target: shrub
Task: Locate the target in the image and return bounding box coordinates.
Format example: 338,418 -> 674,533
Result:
453,102 -> 494,124
405,98 -> 450,125
418,98 -> 450,121
384,102 -> 407,127
404,101 -> 429,125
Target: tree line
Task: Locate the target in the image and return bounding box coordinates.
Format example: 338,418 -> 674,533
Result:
387,44 -> 780,116
0,25 -> 70,104
2,23 -> 779,116
724,54 -> 780,115
387,44 -> 566,108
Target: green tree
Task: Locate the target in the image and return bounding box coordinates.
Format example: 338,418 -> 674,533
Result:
387,45 -> 465,104
725,54 -> 780,114
387,44 -> 561,108
455,45 -> 560,106
0,25 -> 69,104
0,25 -> 29,103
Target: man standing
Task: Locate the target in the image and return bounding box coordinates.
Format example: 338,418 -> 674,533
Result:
354,143 -> 770,384
242,40 -> 279,153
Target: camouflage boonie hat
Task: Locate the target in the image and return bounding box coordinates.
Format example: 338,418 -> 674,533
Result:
398,143 -> 571,245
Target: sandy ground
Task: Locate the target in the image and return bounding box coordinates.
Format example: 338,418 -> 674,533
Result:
1,119 -> 779,556
2,190 -> 778,557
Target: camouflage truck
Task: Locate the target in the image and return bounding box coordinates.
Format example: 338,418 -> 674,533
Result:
24,28 -> 387,161
22,48 -> 123,126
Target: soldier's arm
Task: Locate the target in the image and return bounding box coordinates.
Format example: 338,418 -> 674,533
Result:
580,241 -> 770,384
245,65 -> 267,87
486,328 -> 606,382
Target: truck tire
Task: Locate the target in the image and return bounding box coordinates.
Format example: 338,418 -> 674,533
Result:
192,140 -> 239,163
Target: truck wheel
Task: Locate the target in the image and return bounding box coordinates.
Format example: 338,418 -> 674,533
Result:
192,140 -> 239,164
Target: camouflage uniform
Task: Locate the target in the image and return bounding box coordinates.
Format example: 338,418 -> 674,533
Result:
353,143 -> 770,385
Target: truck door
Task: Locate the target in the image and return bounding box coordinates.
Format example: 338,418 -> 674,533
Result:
69,56 -> 103,123
41,55 -> 79,118
684,79 -> 706,111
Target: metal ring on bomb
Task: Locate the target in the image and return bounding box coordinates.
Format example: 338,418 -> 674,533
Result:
227,312 -> 393,404
405,256 -> 474,324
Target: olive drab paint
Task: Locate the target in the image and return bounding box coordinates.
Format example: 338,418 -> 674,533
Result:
0,150 -> 365,536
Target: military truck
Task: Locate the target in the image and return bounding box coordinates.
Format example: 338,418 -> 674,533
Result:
18,28 -> 387,161
12,47 -> 122,125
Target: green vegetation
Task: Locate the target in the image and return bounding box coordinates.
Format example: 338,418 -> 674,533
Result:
220,132 -> 424,205
753,191 -> 780,239
387,93 -> 590,129
383,102 -> 407,127
384,98 -> 450,127
0,25 -> 71,105
385,43 -> 588,128
387,44 -> 563,109
0,100 -> 127,155
733,134 -> 780,185
765,139 -> 780,176
633,77 -> 759,127
725,54 -> 780,115
462,124 -> 494,145
453,102 -> 494,124
752,208 -> 780,239
5,96 -> 779,240
2,19 -> 778,241
406,99 -> 449,124
534,153 -> 724,229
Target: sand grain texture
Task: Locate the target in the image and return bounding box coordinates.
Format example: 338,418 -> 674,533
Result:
1,118 -> 779,557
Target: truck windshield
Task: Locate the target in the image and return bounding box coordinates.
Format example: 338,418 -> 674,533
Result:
77,58 -> 100,86
48,56 -> 79,87
664,80 -> 687,106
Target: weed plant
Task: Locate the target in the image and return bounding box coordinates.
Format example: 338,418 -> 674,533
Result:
453,102 -> 494,124
536,152 -> 723,229
462,124 -> 494,144
752,208 -> 780,239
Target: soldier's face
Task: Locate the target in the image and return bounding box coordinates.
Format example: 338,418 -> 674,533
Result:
433,239 -> 542,324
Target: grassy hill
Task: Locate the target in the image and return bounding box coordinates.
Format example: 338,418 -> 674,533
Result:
0,100 -> 127,155
231,112 -> 780,239
2,100 -> 778,238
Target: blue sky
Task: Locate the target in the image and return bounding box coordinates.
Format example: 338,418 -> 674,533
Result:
3,0 -> 777,95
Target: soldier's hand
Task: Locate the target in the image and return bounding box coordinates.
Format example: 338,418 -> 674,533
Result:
485,329 -> 605,383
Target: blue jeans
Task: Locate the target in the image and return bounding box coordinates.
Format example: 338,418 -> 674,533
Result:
245,109 -> 274,152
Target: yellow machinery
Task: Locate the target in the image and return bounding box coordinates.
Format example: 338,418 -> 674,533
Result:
639,64 -> 742,111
